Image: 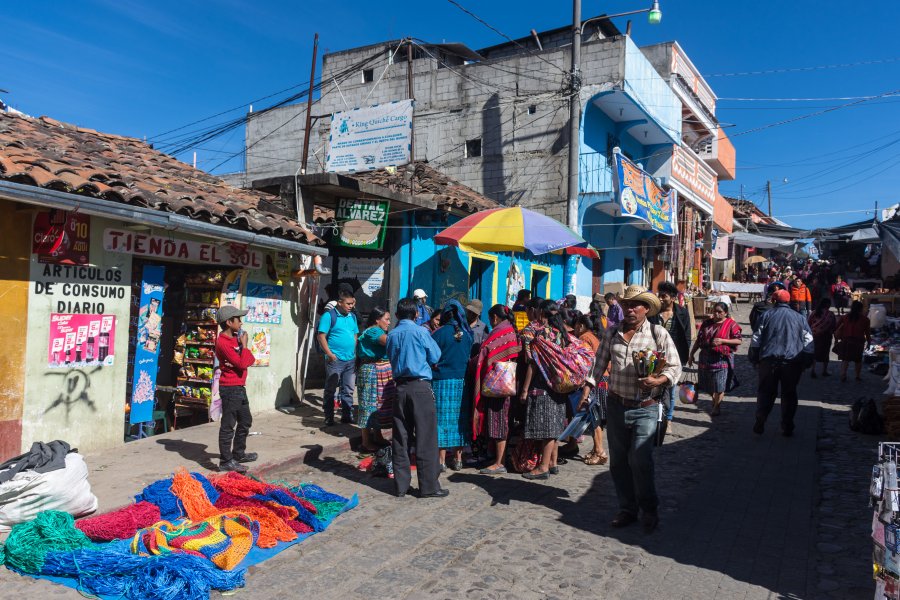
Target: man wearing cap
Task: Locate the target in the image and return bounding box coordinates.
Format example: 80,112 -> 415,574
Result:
750,282 -> 785,334
593,285 -> 682,533
465,299 -> 490,348
749,289 -> 814,437
413,289 -> 433,326
215,305 -> 258,473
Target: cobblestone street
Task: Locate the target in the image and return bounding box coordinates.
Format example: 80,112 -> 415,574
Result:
244,304 -> 883,600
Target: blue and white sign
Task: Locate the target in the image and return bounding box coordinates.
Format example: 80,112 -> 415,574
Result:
325,100 -> 414,173
613,152 -> 677,236
129,265 -> 165,425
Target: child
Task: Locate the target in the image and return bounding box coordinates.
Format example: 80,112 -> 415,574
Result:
215,305 -> 258,473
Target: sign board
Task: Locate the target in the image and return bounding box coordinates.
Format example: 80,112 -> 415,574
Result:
613,153 -> 677,236
338,257 -> 385,297
129,265 -> 165,424
325,100 -> 414,173
48,314 -> 115,368
335,199 -> 390,250
103,229 -> 262,268
33,210 -> 90,265
244,282 -> 283,324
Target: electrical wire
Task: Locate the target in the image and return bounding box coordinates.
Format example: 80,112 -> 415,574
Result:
705,56 -> 900,78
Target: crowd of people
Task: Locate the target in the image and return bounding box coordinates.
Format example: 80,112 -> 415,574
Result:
310,273 -> 867,532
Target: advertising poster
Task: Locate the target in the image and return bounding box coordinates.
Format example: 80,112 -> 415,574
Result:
129,265 -> 165,424
506,260 -> 525,308
48,314 -> 115,368
613,152 -> 677,236
326,99 -> 413,173
248,327 -> 270,367
244,282 -> 283,324
33,210 -> 91,265
338,257 -> 385,297
334,199 -> 390,251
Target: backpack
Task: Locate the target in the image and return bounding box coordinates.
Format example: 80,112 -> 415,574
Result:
369,446 -> 393,478
315,307 -> 357,355
530,332 -> 595,394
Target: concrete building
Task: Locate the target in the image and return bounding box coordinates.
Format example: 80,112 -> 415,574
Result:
239,19 -> 735,301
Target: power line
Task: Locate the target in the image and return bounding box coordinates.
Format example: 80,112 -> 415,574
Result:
720,94 -> 900,102
705,56 -> 900,78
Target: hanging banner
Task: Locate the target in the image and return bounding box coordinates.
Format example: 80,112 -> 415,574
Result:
248,326 -> 271,367
48,314 -> 115,368
244,282 -> 283,324
613,152 -> 677,236
33,210 -> 91,265
129,265 -> 165,424
335,199 -> 390,250
325,99 -> 414,173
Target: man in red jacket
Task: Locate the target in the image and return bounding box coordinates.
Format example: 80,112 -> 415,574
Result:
215,305 -> 258,473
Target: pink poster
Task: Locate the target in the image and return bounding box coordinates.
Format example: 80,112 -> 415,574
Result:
49,314 -> 115,368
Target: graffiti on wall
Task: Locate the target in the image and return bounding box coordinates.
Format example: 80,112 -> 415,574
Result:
43,366 -> 101,419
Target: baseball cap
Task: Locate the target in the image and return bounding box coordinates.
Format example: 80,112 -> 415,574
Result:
773,289 -> 790,303
413,288 -> 428,299
217,305 -> 248,323
465,299 -> 483,314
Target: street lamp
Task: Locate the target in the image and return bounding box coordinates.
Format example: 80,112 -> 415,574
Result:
648,1 -> 662,24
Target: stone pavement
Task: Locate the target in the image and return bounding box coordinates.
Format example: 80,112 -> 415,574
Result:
0,304 -> 886,599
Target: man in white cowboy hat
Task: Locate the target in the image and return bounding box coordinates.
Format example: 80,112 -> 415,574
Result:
412,288 -> 433,326
593,284 -> 682,533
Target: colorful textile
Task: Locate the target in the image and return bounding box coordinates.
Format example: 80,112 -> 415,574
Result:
473,321 -> 520,439
696,317 -> 742,361
697,364 -> 728,394
524,390 -> 567,439
433,378 -> 470,448
357,326 -> 388,361
357,360 -> 393,428
528,328 -> 594,394
482,395 -> 511,440
134,514 -> 259,571
76,501 -> 161,542
134,472 -> 219,521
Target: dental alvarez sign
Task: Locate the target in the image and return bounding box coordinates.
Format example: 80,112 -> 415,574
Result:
103,229 -> 263,268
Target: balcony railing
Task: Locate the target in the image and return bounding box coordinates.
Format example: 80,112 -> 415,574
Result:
579,151 -> 613,197
671,145 -> 717,208
671,45 -> 716,115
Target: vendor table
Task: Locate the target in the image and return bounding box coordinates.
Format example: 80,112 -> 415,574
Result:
712,281 -> 765,303
864,294 -> 900,317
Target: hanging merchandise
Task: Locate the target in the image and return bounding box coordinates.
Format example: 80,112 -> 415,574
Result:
872,443 -> 900,598
129,266 -> 165,425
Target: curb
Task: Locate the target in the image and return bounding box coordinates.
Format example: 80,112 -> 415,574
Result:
253,435 -> 355,478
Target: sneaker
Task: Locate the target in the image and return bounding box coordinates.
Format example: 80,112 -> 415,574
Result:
219,459 -> 248,473
234,452 -> 258,463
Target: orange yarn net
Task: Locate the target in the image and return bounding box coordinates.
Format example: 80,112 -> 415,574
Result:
170,469 -> 296,548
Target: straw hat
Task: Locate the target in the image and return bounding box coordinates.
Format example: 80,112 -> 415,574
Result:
617,284 -> 661,317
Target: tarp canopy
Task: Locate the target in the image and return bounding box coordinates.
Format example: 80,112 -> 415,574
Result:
731,231 -> 797,250
849,227 -> 881,243
877,219 -> 900,260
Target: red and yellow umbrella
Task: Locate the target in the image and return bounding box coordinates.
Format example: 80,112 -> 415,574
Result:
434,207 -> 598,258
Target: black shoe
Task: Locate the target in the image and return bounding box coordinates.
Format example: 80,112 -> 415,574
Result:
324,417 -> 335,427
548,466 -> 559,475
521,471 -> 550,480
611,511 -> 638,528
782,426 -> 794,437
642,511 -> 660,533
234,452 -> 258,463
419,488 -> 450,499
219,459 -> 248,473
753,418 -> 765,435
340,416 -> 353,424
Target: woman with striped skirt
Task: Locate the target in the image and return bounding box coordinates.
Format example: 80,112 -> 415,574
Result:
431,300 -> 474,471
356,307 -> 393,452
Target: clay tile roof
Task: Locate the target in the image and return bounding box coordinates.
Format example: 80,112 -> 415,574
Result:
0,112 -> 322,246
350,161 -> 501,214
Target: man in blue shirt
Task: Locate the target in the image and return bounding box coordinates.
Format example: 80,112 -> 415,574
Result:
387,297 -> 446,499
749,289 -> 814,437
317,289 -> 358,426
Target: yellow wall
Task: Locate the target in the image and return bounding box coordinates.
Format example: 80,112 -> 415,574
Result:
0,201 -> 31,460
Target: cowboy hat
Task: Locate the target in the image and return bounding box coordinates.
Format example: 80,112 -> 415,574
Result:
617,284 -> 661,317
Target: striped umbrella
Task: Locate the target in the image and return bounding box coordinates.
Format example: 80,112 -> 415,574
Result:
433,207 -> 598,258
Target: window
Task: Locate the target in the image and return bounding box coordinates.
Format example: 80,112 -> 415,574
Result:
362,68 -> 374,83
465,138 -> 482,158
528,105 -> 537,114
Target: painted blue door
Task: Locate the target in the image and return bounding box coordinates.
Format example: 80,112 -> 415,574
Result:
531,269 -> 549,298
468,257 -> 493,317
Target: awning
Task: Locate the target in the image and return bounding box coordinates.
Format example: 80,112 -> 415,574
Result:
731,231 -> 795,250
849,227 -> 880,243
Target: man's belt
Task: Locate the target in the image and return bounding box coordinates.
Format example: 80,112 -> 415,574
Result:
609,393 -> 658,409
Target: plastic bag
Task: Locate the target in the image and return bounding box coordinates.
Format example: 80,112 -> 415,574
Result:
0,453 -> 98,532
209,368 -> 222,421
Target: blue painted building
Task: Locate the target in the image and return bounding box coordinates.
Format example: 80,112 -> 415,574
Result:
573,36 -> 682,298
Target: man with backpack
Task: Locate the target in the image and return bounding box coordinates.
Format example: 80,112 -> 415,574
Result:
317,289 -> 359,427
593,285 -> 682,533
749,282 -> 784,334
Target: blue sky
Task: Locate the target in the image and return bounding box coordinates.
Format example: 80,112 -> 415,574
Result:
3,1 -> 898,229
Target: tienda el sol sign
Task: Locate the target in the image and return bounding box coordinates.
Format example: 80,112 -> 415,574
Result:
103,229 -> 263,268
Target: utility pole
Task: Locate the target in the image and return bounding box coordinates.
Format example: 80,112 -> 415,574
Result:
766,180 -> 772,217
300,33 -> 319,175
564,0 -> 583,295
740,183 -> 744,200
407,40 -> 415,161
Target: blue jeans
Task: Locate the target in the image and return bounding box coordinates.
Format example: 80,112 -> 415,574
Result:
324,358 -> 356,421
605,397 -> 659,515
662,385 -> 675,421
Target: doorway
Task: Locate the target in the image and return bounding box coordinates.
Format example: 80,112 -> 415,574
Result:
624,258 -> 633,286
530,265 -> 550,299
469,257 -> 495,313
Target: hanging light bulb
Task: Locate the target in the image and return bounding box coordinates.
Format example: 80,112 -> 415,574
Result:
648,0 -> 662,24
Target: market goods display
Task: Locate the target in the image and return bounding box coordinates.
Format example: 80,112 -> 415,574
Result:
0,469 -> 357,599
